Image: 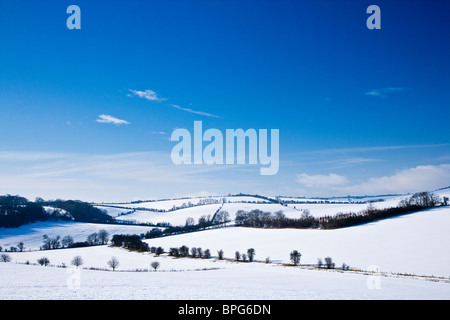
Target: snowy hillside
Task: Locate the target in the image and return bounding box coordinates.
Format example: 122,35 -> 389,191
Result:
144,206 -> 450,277
0,221 -> 156,251
115,203 -> 223,226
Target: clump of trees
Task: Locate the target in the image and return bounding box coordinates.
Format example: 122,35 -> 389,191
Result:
86,230 -> 109,245
398,192 -> 441,209
167,245 -> 214,260
1,253 -> 11,262
324,257 -> 335,269
233,248 -> 256,262
0,195 -> 48,228
111,234 -> 149,252
44,199 -> 113,223
150,246 -> 164,256
37,257 -> 50,266
42,235 -> 62,250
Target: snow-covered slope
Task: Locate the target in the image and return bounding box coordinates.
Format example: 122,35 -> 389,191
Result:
115,203 -> 222,226
144,206 -> 450,277
0,221 -> 156,251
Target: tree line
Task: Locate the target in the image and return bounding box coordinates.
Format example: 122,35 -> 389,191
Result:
38,230 -> 110,251
235,191 -> 446,230
141,211 -> 230,240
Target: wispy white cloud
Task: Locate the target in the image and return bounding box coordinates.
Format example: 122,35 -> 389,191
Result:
128,89 -> 221,118
340,164 -> 450,195
297,173 -> 348,188
96,114 -> 130,125
295,164 -> 450,197
169,104 -> 222,118
128,89 -> 165,102
0,151 -> 233,202
365,87 -> 409,98
302,143 -> 450,155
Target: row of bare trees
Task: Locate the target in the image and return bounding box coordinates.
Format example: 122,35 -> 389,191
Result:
40,230 -> 109,250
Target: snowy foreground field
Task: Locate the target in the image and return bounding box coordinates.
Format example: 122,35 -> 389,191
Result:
1,257 -> 450,300
1,192 -> 450,300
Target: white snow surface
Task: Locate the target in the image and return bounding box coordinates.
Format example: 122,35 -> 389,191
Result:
144,206 -> 450,278
1,254 -> 449,300
1,190 -> 450,300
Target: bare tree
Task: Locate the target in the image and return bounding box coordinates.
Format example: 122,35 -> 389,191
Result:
71,255 -> 84,268
235,251 -> 241,261
61,235 -> 74,248
50,236 -> 61,249
290,250 -> 301,266
107,256 -> 119,271
317,258 -> 323,268
179,245 -> 189,257
217,249 -> 224,260
41,235 -> 50,250
87,232 -> 99,245
247,248 -> 255,262
17,242 -> 25,252
185,217 -> 195,227
301,209 -> 311,219
214,210 -> 230,225
324,256 -> 335,269
98,229 -> 109,245
151,261 -> 160,271
156,247 -> 164,256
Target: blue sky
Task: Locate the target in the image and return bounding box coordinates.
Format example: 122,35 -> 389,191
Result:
0,0 -> 449,202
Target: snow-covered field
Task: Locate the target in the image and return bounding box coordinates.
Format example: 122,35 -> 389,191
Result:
1,253 -> 450,300
115,203 -> 222,226
100,196 -> 269,212
1,190 -> 450,300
